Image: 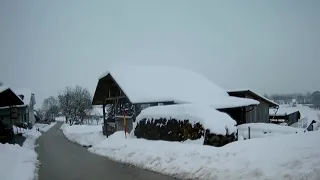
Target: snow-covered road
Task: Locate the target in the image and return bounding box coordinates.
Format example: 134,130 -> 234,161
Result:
36,122 -> 178,180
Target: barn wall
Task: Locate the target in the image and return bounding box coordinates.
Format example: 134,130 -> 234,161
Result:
287,112 -> 300,125
218,107 -> 246,125
245,95 -> 270,123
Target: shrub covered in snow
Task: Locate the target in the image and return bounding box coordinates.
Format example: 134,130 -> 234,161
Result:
134,104 -> 237,147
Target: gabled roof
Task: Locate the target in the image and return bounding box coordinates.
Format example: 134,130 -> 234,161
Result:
93,65 -> 259,109
0,86 -> 24,107
227,89 -> 279,108
14,88 -> 36,106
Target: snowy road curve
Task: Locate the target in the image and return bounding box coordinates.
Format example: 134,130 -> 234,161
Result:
36,122 -> 177,180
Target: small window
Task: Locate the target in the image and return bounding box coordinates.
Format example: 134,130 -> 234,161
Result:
158,103 -> 164,106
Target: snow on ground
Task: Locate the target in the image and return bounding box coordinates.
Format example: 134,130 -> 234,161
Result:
136,104 -> 237,135
34,122 -> 57,132
0,128 -> 41,180
237,123 -> 304,139
22,128 -> 42,150
55,116 -> 66,122
89,131 -> 320,180
272,104 -> 320,130
61,124 -> 106,147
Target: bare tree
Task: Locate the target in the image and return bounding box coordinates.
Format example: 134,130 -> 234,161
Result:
36,108 -> 45,121
42,96 -> 59,120
72,86 -> 93,124
58,86 -> 93,125
58,87 -> 73,124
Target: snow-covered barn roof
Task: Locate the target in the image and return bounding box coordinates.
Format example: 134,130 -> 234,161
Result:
227,89 -> 279,108
93,65 -> 259,109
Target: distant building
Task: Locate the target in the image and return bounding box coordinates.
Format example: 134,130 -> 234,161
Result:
269,108 -> 300,126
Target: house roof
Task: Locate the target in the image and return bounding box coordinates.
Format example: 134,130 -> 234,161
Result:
0,86 -> 24,107
227,89 -> 279,108
0,86 -> 9,93
14,88 -> 35,106
93,65 -> 259,109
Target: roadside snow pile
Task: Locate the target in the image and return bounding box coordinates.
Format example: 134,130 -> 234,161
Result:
0,143 -> 38,180
61,124 -> 106,147
89,131 -> 320,180
22,128 -> 42,150
237,123 -> 304,139
34,122 -> 57,132
0,128 -> 41,180
136,104 -> 237,135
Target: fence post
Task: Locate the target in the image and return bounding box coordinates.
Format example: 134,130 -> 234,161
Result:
236,129 -> 238,141
248,126 -> 251,139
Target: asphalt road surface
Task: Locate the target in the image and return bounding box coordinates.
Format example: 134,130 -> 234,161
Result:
36,122 -> 177,180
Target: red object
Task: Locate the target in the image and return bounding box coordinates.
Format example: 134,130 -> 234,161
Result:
122,109 -> 126,116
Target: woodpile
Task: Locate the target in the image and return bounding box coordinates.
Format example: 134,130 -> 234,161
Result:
134,118 -> 236,147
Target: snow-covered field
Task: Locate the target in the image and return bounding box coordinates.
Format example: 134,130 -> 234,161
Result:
238,123 -> 304,139
34,122 -> 57,132
61,124 -> 106,147
89,131 -> 320,180
0,128 -> 42,180
273,105 -> 320,130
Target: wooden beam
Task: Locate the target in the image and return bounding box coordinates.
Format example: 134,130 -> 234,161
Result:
105,96 -> 126,101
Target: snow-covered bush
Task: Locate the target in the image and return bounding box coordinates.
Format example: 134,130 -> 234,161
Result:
134,104 -> 237,147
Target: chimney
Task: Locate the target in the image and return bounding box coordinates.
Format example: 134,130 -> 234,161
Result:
19,94 -> 24,100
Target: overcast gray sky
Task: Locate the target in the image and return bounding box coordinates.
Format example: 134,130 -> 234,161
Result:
0,0 -> 319,108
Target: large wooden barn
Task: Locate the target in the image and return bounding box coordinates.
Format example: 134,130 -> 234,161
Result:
92,66 -> 259,135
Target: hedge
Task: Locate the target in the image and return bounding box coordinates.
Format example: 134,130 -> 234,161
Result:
134,118 -> 236,147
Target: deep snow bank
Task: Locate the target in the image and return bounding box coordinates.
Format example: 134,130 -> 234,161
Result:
89,131 -> 320,180
0,128 -> 41,180
61,124 -> 106,147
